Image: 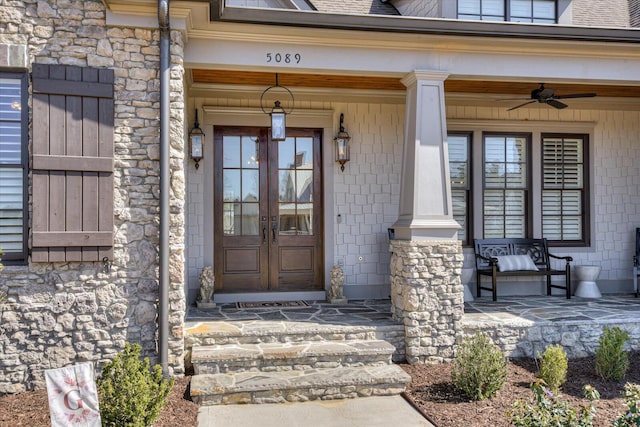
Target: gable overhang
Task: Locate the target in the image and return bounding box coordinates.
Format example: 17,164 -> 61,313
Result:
207,0 -> 640,44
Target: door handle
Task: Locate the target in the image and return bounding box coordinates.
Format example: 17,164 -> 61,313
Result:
262,223 -> 267,244
272,223 -> 277,243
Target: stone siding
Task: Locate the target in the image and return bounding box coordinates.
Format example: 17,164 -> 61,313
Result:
389,240 -> 464,364
0,0 -> 186,393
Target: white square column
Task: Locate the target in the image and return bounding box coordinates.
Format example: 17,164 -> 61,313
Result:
393,71 -> 460,241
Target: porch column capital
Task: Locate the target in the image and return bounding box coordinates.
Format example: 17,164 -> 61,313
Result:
392,69 -> 460,241
401,70 -> 450,88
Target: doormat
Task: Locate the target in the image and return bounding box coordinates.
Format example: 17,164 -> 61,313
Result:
237,300 -> 310,309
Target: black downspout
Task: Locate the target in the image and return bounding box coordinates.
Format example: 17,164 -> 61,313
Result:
158,0 -> 170,376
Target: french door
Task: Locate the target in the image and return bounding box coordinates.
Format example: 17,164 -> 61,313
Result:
213,127 -> 323,293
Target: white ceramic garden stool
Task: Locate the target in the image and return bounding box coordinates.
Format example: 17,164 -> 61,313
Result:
574,265 -> 602,298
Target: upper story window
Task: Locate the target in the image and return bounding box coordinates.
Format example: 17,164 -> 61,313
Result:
458,0 -> 557,23
0,72 -> 28,263
225,0 -> 314,10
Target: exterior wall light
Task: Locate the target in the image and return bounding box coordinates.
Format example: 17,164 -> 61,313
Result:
189,108 -> 204,169
334,113 -> 350,172
260,73 -> 294,142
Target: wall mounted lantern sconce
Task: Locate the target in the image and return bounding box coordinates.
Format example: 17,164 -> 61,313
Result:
334,113 -> 351,172
260,73 -> 294,141
189,109 -> 204,169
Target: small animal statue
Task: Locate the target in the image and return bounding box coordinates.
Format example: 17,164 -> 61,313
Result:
328,264 -> 345,301
197,266 -> 215,303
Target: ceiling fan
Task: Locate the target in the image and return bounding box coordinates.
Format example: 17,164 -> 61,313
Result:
506,83 -> 596,111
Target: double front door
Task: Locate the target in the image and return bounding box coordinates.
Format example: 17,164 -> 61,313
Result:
213,127 -> 323,293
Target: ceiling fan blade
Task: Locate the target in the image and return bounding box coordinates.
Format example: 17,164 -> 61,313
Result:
507,100 -> 537,111
554,93 -> 597,99
546,99 -> 568,109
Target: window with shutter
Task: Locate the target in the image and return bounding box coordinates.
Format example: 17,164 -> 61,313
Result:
483,133 -> 530,238
447,128 -> 590,247
31,64 -> 114,262
0,72 -> 28,263
447,132 -> 472,245
542,134 -> 588,245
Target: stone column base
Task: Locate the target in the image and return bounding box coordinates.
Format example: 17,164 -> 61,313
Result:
389,239 -> 464,364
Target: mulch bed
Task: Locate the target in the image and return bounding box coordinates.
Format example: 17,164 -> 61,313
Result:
2,353 -> 639,426
401,350 -> 640,427
0,376 -> 198,427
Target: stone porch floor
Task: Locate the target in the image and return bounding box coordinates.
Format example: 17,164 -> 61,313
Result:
186,295 -> 640,325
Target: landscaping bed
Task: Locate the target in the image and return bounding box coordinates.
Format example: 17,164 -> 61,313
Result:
2,352 -> 639,426
401,350 -> 640,427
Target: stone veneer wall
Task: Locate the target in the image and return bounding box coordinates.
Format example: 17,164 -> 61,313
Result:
464,320 -> 640,359
389,240 -> 464,364
0,0 -> 186,393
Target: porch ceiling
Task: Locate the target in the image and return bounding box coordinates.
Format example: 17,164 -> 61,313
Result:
191,69 -> 640,98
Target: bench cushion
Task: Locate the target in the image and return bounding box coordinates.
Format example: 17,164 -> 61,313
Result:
496,255 -> 539,272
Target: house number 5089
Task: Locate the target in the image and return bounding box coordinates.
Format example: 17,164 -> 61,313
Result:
266,53 -> 301,64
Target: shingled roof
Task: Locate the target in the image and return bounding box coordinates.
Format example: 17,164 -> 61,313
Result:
308,0 -> 399,15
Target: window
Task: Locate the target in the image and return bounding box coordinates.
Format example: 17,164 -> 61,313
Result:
483,133 -> 530,238
458,0 -> 556,23
542,134 -> 588,245
447,129 -> 590,246
0,72 -> 27,263
447,133 -> 472,244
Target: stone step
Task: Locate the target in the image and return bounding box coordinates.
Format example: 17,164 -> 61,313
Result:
191,339 -> 395,374
185,320 -> 406,362
190,364 -> 411,405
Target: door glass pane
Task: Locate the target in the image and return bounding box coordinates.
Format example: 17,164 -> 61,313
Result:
296,170 -> 313,202
279,203 -> 312,235
241,136 -> 259,168
223,169 -> 240,202
297,203 -> 312,235
296,137 -> 313,168
279,170 -> 295,202
278,137 -> 295,169
242,169 -> 259,201
242,203 -> 259,235
223,202 -> 240,235
279,203 -> 297,234
223,136 -> 241,168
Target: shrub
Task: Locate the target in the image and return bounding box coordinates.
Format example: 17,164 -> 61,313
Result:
451,332 -> 508,400
614,383 -> 640,426
97,343 -> 174,427
509,380 -> 599,427
595,326 -> 630,381
537,344 -> 568,393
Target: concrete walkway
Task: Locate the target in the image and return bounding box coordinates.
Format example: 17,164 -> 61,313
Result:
197,395 -> 434,427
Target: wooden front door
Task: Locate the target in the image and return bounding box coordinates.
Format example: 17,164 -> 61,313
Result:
213,127 -> 323,293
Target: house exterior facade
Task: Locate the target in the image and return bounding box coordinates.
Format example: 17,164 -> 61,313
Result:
1,0 -> 640,392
